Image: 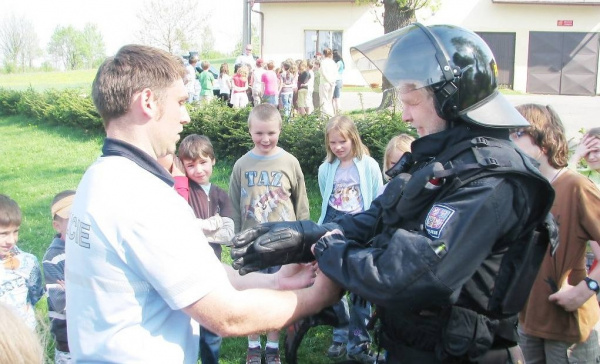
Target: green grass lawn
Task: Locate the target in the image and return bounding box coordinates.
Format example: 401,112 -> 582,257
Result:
0,115 -> 355,364
0,69 -> 97,91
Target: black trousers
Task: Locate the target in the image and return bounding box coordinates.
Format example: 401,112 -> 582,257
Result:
386,343 -> 524,364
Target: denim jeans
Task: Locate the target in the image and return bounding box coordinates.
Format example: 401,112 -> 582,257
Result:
199,326 -> 222,364
280,92 -> 293,118
323,205 -> 373,354
332,293 -> 373,355
264,94 -> 277,106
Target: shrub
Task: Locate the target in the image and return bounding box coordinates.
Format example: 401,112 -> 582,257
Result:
0,90 -> 414,176
182,100 -> 254,162
0,87 -> 22,115
44,89 -> 102,131
17,87 -> 52,120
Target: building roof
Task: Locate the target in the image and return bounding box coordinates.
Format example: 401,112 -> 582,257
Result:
254,0 -> 353,3
492,0 -> 600,4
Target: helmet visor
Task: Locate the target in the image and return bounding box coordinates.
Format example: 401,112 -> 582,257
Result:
350,24 -> 447,91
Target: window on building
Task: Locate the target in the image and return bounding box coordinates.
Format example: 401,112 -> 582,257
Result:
305,30 -> 342,59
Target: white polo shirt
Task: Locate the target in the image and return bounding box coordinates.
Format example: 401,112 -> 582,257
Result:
66,140 -> 228,363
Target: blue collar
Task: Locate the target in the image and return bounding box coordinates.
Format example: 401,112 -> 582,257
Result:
101,138 -> 174,187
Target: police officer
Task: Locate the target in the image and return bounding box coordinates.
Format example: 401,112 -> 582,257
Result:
231,23 -> 556,363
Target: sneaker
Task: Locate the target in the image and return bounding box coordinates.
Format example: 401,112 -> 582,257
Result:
265,347 -> 281,364
327,341 -> 347,358
246,346 -> 262,364
347,347 -> 381,364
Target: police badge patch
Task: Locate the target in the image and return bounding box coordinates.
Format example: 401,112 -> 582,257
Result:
425,204 -> 455,238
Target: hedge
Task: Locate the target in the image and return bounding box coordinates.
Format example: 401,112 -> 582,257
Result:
0,87 -> 414,176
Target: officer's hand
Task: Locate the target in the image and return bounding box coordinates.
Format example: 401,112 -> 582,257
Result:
230,221 -> 336,275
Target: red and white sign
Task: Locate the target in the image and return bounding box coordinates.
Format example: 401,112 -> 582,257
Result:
557,20 -> 574,27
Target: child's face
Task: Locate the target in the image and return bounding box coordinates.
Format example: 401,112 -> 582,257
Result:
585,149 -> 600,171
182,156 -> 215,185
0,224 -> 19,259
387,148 -> 407,172
249,118 -> 281,156
52,217 -> 69,240
328,130 -> 353,163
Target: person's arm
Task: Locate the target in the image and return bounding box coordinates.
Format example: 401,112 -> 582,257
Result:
548,180 -> 600,310
182,264 -> 340,337
316,177 -> 521,309
278,74 -> 284,94
172,156 -> 189,201
367,157 -> 384,203
229,163 -> 243,233
43,248 -> 66,315
28,257 -> 45,306
291,159 -> 311,221
214,189 -> 235,243
569,133 -> 600,170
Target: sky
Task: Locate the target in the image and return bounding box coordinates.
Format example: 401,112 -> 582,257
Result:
0,0 -> 245,56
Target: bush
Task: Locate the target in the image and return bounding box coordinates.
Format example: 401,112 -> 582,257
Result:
0,87 -> 22,115
182,100 -> 254,161
0,89 -> 414,176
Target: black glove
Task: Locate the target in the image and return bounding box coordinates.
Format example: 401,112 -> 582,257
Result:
230,220 -> 338,275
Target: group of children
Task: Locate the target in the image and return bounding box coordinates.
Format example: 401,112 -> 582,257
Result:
0,191 -> 72,363
212,56 -> 323,119
186,56 -> 217,104
0,102 -> 413,364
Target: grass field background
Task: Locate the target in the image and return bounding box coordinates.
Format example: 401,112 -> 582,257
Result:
0,105 -> 351,362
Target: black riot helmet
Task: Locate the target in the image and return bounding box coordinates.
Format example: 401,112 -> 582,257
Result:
350,23 -> 529,128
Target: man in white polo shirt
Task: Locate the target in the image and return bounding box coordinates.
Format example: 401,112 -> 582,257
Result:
65,44 -> 340,364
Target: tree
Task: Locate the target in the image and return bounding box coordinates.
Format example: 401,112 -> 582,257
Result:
358,0 -> 440,108
48,25 -> 85,70
0,13 -> 39,72
199,26 -> 216,59
47,24 -> 106,71
136,0 -> 209,55
81,23 -> 106,68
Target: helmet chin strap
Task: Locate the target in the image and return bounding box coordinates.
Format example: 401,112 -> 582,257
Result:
414,22 -> 470,122
433,63 -> 474,122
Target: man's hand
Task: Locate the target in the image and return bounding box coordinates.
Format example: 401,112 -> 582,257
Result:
548,281 -> 593,311
230,221 -> 337,275
171,156 -> 186,177
276,262 -> 318,290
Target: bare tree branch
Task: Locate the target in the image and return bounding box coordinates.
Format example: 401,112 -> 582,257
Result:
136,0 -> 210,55
0,13 -> 39,72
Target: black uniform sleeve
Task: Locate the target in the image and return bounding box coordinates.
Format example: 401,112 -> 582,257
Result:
315,176 -> 521,311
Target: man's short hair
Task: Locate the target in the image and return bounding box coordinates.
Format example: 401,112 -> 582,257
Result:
201,61 -> 210,70
92,44 -> 187,126
178,134 -> 215,161
0,194 -> 21,228
248,104 -> 282,129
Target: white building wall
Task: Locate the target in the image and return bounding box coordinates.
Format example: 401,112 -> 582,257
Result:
422,0 -> 600,93
259,3 -> 383,85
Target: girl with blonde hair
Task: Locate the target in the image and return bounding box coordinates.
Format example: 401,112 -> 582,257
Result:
231,65 -> 249,108
317,115 -> 382,361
